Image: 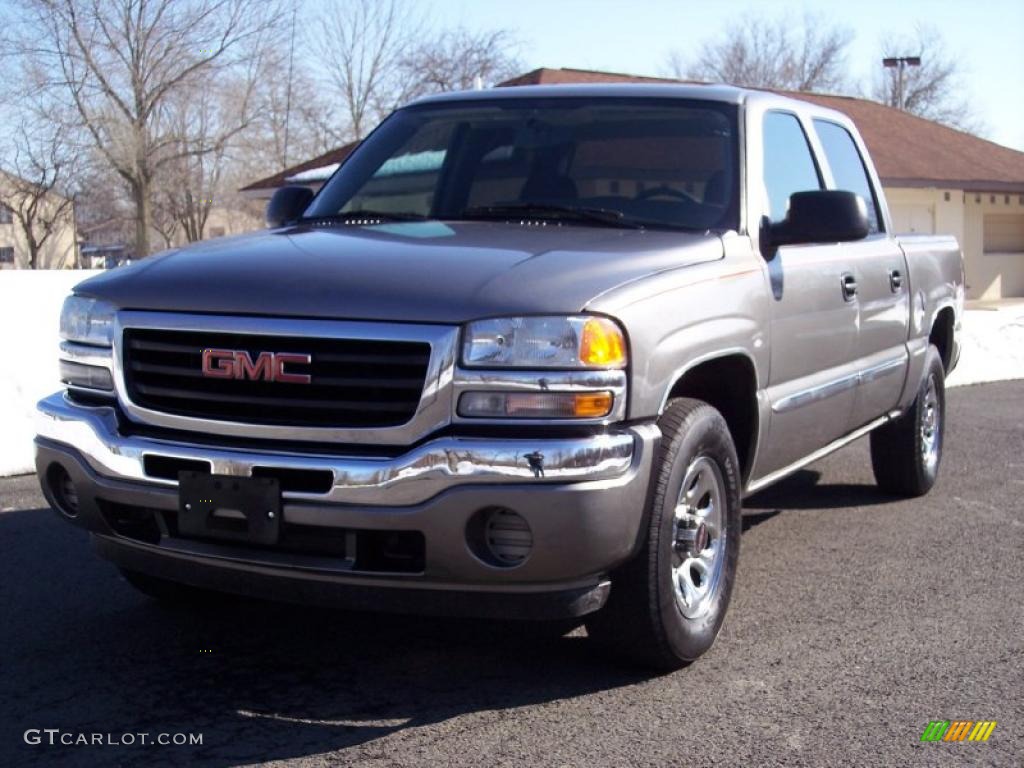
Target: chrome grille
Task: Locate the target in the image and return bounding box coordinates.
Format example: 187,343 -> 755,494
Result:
123,329 -> 430,428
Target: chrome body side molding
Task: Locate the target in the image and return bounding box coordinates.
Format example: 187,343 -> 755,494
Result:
744,410 -> 901,496
771,356 -> 907,414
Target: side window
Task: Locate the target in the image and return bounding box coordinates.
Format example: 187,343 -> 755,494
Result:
762,112 -> 822,224
761,112 -> 823,224
813,120 -> 883,233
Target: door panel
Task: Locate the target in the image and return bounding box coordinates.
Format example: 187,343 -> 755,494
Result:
753,110 -> 860,477
759,243 -> 859,474
847,237 -> 910,427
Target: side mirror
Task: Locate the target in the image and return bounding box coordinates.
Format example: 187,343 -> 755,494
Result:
768,190 -> 869,250
266,186 -> 314,228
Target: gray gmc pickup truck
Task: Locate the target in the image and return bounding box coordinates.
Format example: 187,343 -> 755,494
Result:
37,84 -> 963,669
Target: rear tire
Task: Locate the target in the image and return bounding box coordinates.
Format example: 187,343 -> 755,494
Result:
586,398 -> 741,670
870,345 -> 945,497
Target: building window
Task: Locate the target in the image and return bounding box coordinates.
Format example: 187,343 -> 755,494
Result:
0,246 -> 14,263
0,204 -> 13,225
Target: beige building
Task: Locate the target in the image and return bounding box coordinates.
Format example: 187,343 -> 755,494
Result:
193,205 -> 264,241
242,67 -> 1024,300
0,170 -> 78,270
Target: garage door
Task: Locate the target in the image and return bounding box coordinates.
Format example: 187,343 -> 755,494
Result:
984,214 -> 1024,252
891,204 -> 934,235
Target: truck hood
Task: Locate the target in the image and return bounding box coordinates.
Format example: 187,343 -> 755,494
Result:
75,221 -> 724,323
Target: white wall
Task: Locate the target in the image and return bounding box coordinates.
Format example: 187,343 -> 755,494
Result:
0,270 -> 101,476
887,186 -> 1024,300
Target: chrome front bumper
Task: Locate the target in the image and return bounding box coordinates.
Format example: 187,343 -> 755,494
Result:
36,392 -> 654,507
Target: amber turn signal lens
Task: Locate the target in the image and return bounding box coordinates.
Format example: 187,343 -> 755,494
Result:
572,392 -> 614,417
458,391 -> 614,419
580,317 -> 626,368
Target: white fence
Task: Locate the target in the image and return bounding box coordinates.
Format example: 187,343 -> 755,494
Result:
1,270 -> 102,476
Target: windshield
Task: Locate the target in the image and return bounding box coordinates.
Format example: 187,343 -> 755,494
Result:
305,97 -> 740,232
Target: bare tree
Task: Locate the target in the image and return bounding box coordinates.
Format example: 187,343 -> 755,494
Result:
400,28 -> 522,97
151,60 -> 263,244
237,43 -> 337,173
873,26 -> 981,133
0,121 -> 77,269
15,0 -> 284,258
669,14 -> 853,93
310,0 -> 422,142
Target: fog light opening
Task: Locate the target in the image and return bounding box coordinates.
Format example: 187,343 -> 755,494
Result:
47,464 -> 80,518
467,507 -> 533,568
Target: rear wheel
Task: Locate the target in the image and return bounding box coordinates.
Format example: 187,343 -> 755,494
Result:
870,345 -> 945,497
586,398 -> 741,670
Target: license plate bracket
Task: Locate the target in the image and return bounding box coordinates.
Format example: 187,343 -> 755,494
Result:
178,472 -> 281,545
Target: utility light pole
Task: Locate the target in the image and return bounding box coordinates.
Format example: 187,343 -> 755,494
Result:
883,55 -> 922,111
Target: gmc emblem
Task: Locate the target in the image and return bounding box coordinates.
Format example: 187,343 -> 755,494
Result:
201,348 -> 312,384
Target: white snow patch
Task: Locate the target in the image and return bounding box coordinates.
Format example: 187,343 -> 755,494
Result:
0,270 -> 101,476
946,302 -> 1024,388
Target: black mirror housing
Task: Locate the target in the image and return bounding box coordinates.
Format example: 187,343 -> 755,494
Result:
769,190 -> 870,249
266,186 -> 315,228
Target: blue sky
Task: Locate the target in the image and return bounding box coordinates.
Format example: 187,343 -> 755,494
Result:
425,0 -> 1024,151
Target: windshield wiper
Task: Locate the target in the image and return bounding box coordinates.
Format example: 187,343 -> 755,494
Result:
459,203 -> 645,229
304,209 -> 429,223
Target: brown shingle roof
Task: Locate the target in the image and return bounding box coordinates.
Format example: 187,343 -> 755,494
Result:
500,68 -> 1024,192
239,67 -> 1024,194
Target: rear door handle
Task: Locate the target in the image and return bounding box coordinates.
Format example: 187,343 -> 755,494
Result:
889,269 -> 904,292
841,272 -> 858,301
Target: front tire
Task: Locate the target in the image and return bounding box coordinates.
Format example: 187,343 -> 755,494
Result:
586,398 -> 741,670
870,345 -> 945,497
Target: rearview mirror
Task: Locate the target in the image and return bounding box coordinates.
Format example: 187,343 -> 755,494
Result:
266,186 -> 314,228
768,190 -> 869,250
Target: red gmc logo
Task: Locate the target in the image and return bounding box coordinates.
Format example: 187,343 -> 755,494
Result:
201,348 -> 312,384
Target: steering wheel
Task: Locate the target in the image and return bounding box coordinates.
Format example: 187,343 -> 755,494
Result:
636,185 -> 697,203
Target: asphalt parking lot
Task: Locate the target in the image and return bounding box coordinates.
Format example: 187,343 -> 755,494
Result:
1,380 -> 1021,767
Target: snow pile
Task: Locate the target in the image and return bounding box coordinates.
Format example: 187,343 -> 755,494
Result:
947,302 -> 1024,388
0,270 -> 100,476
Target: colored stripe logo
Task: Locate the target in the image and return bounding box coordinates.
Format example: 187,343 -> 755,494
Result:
920,720 -> 997,742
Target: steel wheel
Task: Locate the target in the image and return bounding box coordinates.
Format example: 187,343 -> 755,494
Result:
671,456 -> 727,619
920,373 -> 941,473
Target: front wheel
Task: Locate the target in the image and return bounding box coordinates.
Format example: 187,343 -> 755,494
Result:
870,345 -> 946,497
586,398 -> 741,670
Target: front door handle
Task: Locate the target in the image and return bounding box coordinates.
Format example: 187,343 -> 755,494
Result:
841,272 -> 858,301
889,269 -> 904,292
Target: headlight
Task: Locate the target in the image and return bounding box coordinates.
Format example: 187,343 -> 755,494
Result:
462,316 -> 627,369
60,296 -> 116,346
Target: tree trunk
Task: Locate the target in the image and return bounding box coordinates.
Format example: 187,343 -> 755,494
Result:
132,179 -> 152,258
